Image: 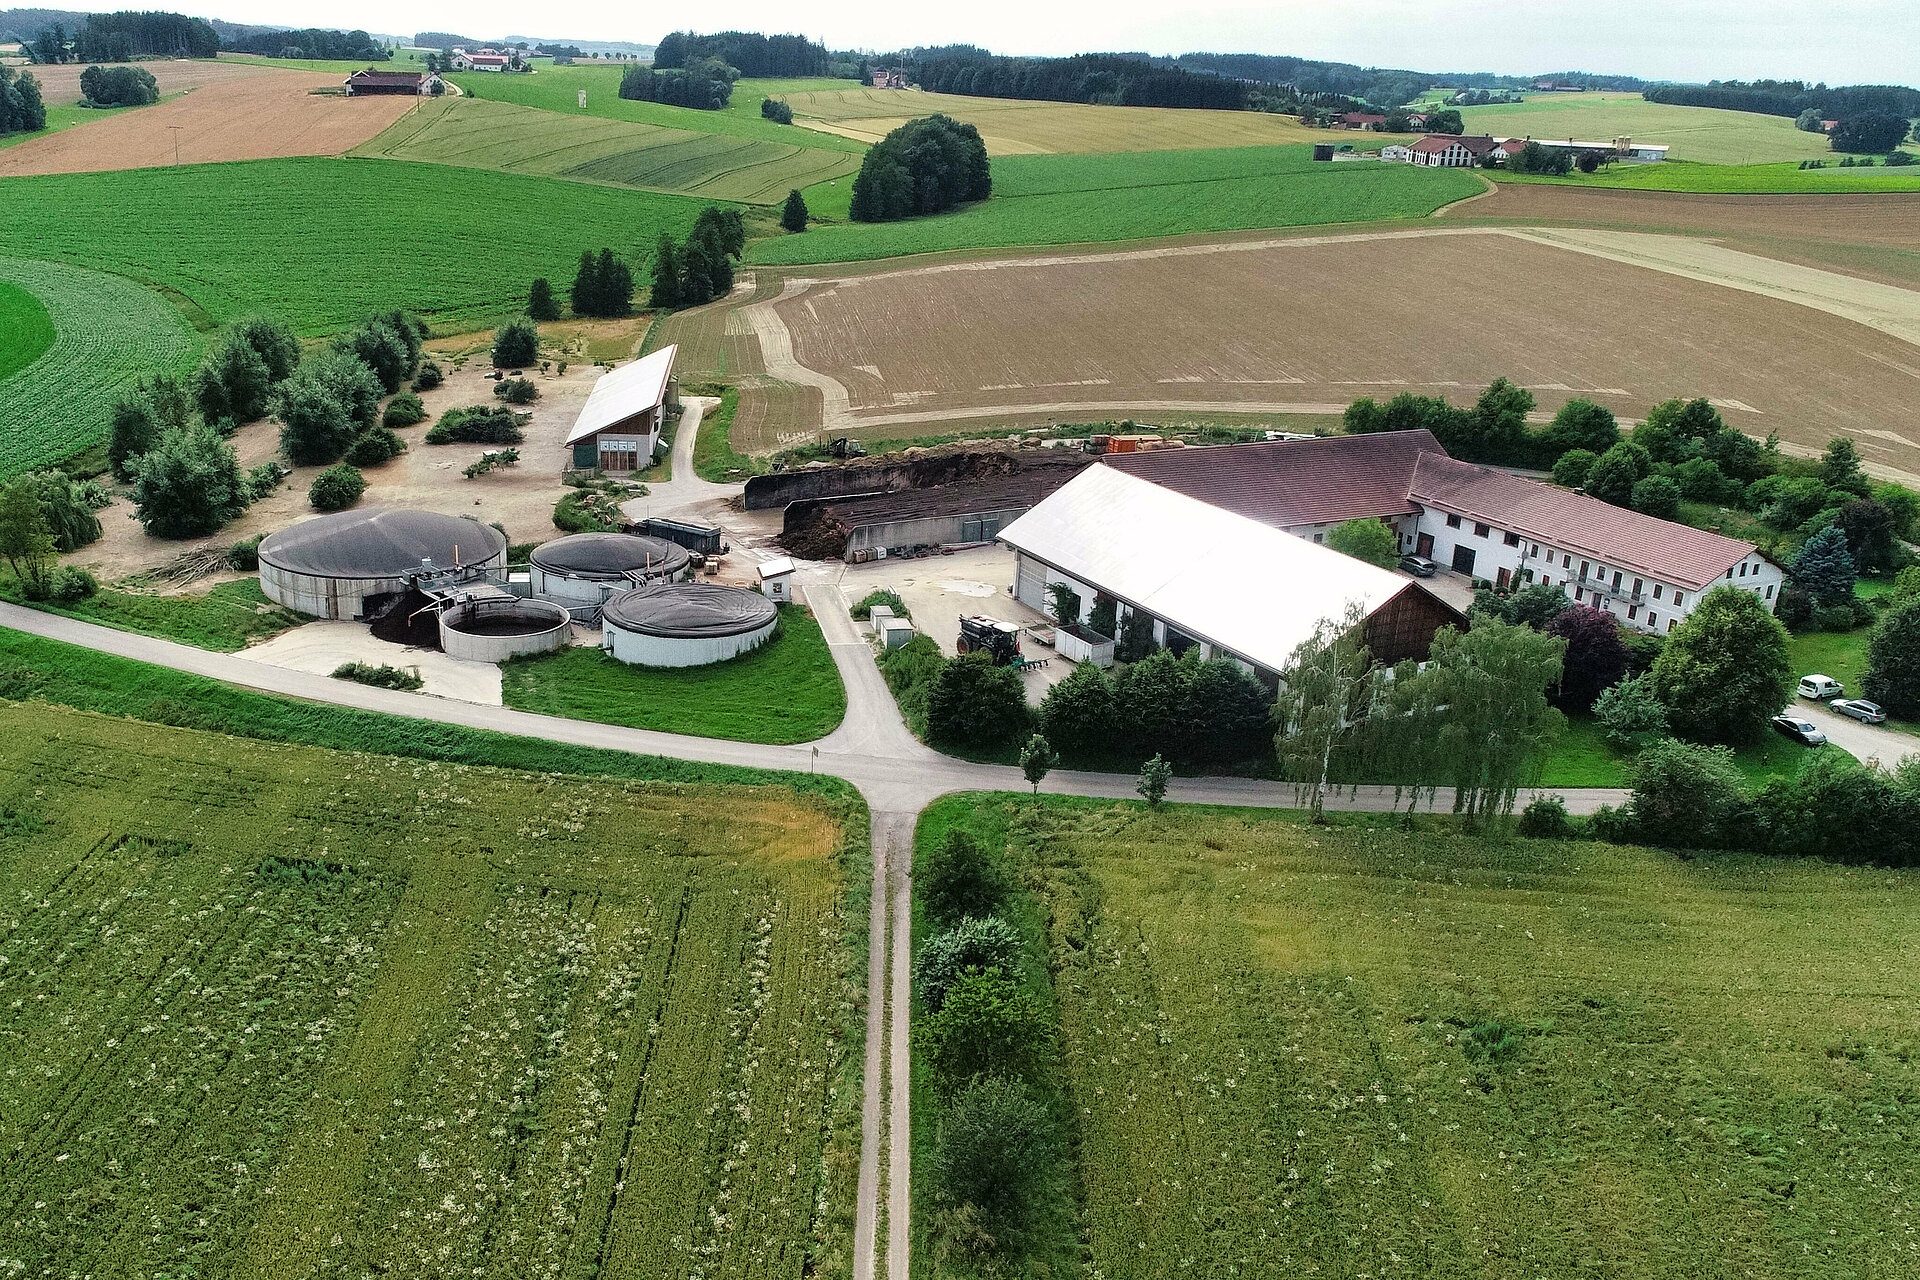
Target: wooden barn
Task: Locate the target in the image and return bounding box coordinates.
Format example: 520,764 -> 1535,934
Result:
566,345 -> 679,473
344,69 -> 426,96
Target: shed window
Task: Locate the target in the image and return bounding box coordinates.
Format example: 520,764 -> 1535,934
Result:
1446,514 -> 1461,529
1474,522 -> 1491,538
1504,531 -> 1521,547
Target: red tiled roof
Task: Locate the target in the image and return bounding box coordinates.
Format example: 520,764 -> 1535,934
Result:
1103,430 -> 1447,529
1408,454 -> 1755,589
1412,133 -> 1497,154
1341,112 -> 1386,124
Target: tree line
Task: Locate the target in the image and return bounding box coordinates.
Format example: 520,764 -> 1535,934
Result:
618,61 -> 735,110
1642,79 -> 1920,122
910,52 -> 1247,110
220,27 -> 389,60
849,115 -> 991,222
27,11 -> 218,63
652,30 -> 829,78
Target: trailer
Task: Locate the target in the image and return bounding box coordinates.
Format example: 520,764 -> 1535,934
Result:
628,516 -> 728,556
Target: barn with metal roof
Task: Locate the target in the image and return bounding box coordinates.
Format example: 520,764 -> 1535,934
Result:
566,345 -> 678,472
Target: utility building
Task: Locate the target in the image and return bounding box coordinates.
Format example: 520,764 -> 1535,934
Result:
566,344 -> 678,473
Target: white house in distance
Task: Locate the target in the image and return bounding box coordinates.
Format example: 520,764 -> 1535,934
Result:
998,464 -> 1467,681
566,345 -> 678,473
1104,431 -> 1784,636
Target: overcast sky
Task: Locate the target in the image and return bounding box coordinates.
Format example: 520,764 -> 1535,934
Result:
32,1 -> 1920,85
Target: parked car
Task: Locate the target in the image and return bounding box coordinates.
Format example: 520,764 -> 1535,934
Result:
1771,714 -> 1828,746
1399,554 -> 1437,577
1830,698 -> 1888,724
1797,674 -> 1844,701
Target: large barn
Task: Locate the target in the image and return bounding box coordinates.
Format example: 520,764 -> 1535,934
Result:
997,465 -> 1465,681
566,345 -> 678,473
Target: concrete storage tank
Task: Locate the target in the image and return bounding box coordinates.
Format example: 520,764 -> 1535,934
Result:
528,533 -> 690,605
258,509 -> 508,620
439,596 -> 573,662
601,582 -> 778,668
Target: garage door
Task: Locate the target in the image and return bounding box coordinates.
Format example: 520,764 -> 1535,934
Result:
1014,556 -> 1047,610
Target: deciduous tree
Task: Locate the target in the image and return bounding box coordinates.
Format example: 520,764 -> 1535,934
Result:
1865,596 -> 1920,719
1651,585 -> 1793,744
1326,517 -> 1398,568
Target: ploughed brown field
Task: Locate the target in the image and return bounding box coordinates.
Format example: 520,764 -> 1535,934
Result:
731,228 -> 1920,481
0,59 -> 416,175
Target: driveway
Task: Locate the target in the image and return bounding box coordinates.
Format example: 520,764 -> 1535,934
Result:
1796,700 -> 1920,769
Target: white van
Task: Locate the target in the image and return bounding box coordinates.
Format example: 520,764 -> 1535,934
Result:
1798,674 -> 1844,701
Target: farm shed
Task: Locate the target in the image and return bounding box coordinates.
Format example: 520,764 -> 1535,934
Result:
998,465 -> 1463,679
258,508 -> 507,620
757,556 -> 796,602
344,70 -> 426,95
529,532 -> 691,605
566,345 -> 678,473
601,582 -> 778,668
778,453 -> 1093,560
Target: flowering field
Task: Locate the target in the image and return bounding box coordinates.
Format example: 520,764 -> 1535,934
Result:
923,795 -> 1920,1278
0,703 -> 864,1278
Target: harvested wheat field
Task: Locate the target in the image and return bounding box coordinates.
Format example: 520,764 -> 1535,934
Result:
21,57 -> 274,101
740,227 -> 1920,481
0,62 -> 415,175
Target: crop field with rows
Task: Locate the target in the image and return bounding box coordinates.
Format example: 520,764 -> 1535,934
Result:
0,255 -> 197,478
923,795 -> 1920,1279
0,703 -> 864,1279
750,145 -> 1484,265
358,96 -> 860,205
0,158 -> 712,335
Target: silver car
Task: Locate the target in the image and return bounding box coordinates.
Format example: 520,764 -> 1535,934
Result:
1830,699 -> 1888,724
1399,554 -> 1438,578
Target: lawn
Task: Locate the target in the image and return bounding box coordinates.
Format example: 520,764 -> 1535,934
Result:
0,574 -> 306,650
0,255 -> 199,478
919,792 -> 1920,1279
1498,159 -> 1920,195
358,94 -> 860,204
746,145 -> 1484,265
0,699 -> 864,1279
500,605 -> 845,742
0,158 -> 713,336
1538,709 -> 1842,787
1458,91 -> 1834,165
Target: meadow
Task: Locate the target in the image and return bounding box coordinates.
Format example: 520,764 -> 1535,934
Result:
921,793 -> 1920,1278
0,573 -> 306,649
750,145 -> 1484,265
0,158 -> 711,335
500,606 -> 846,743
0,255 -> 198,478
359,94 -> 860,204
0,700 -> 863,1279
1499,159 -> 1920,195
1458,91 -> 1835,165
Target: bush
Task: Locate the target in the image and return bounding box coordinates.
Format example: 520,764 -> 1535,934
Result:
130,424 -> 247,539
274,349 -> 383,462
344,427 -> 407,467
426,406 -> 525,445
927,652 -> 1029,747
1326,517 -> 1398,568
1039,661 -> 1119,756
1774,584 -> 1816,632
915,915 -> 1023,1011
1593,673 -> 1669,749
381,392 -> 425,428
46,565 -> 97,603
877,633 -> 945,734
332,319 -> 412,394
243,461 -> 287,503
1813,604 -> 1860,633
21,471 -> 103,552
927,1077 -> 1052,1257
494,377 -> 539,405
1551,448 -> 1598,490
1516,795 -> 1577,839
491,317 -> 539,369
1115,607 -> 1157,662
920,967 -> 1050,1083
463,448 -> 520,479
411,359 -> 443,392
1544,604 -> 1629,712
1672,457 -> 1732,503
307,464 -> 365,512
1621,737 -> 1750,849
1864,596 -> 1920,719
1630,474 -> 1681,520
921,828 -> 1009,924
551,486 -> 622,533
228,535 -> 263,571
851,589 -> 907,620
331,661 -> 423,691
760,96 -> 793,124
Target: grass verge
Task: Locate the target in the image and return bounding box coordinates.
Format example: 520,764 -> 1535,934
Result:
0,574 -> 305,651
688,384 -> 762,481
499,605 -> 846,743
923,790 -> 1920,1277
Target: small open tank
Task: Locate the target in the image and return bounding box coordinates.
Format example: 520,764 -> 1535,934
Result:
438,596 -> 573,662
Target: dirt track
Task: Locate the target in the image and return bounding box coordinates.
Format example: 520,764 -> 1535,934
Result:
0,60 -> 414,175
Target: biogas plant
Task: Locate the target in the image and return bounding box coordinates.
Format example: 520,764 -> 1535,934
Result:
257,508 -> 776,668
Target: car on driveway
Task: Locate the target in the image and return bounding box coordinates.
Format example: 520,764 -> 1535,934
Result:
1830,698 -> 1888,724
1798,674 -> 1844,701
1399,554 -> 1437,577
1772,714 -> 1828,746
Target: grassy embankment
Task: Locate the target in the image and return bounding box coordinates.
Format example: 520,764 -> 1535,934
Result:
0,696 -> 866,1279
0,574 -> 304,650
500,604 -> 846,743
752,144 -> 1485,266
915,792 -> 1920,1278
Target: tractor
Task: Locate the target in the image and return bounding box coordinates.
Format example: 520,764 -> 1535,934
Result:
956,614 -> 1023,666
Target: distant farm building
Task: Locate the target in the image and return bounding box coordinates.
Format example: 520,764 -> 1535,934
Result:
1336,112 -> 1387,130
1409,134 -> 1499,166
1380,143 -> 1415,162
869,68 -> 908,89
343,69 -> 429,95
566,345 -> 678,473
451,49 -> 513,71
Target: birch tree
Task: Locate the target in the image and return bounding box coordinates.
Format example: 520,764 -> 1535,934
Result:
1273,603 -> 1376,821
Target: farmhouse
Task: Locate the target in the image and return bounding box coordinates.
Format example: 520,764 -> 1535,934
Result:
343,69 -> 428,95
451,49 -> 513,71
1409,134 -> 1499,166
1104,431 -> 1783,634
566,344 -> 678,473
999,464 -> 1465,679
869,68 -> 909,89
1336,112 -> 1387,130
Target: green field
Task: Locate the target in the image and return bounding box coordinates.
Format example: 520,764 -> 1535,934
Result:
0,255 -> 198,478
0,699 -> 862,1278
921,793 -> 1920,1278
0,99 -> 91,150
1538,710 -> 1841,787
500,606 -> 846,743
1459,91 -> 1836,165
1499,158 -> 1920,194
0,574 -> 306,650
749,145 -> 1484,265
0,158 -> 711,336
358,94 -> 860,204
449,64 -> 866,153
